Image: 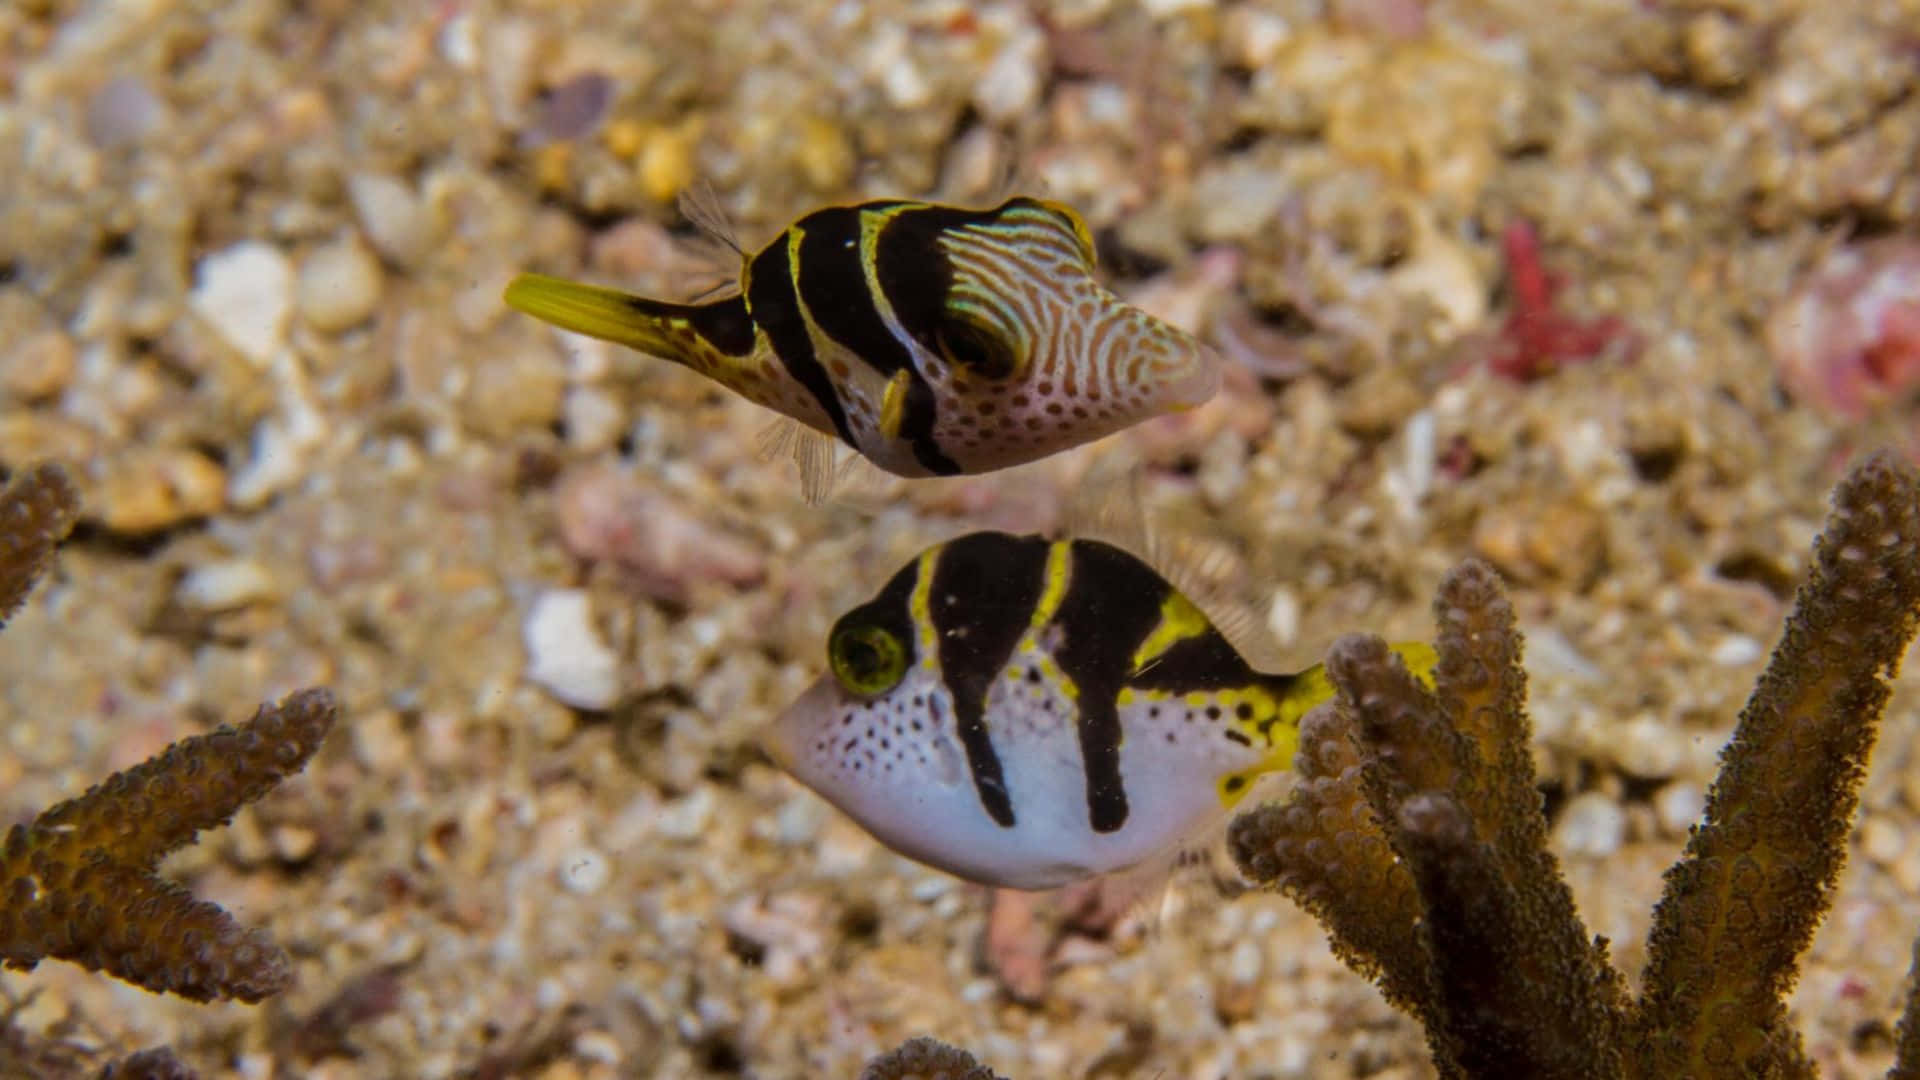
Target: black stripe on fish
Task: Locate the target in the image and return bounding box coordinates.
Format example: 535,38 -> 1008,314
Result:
680,294 -> 757,357
928,532 -> 1050,829
789,205 -> 960,476
871,204 -> 976,476
1127,629 -> 1259,694
745,230 -> 855,446
844,556 -> 924,668
1050,539 -> 1174,834
795,204 -> 915,376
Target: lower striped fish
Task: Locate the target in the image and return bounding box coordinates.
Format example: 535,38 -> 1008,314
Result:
504,197 -> 1220,501
764,531 -> 1436,892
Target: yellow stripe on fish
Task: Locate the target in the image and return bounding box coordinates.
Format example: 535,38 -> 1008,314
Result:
504,197 -> 1221,501
765,531 -> 1437,892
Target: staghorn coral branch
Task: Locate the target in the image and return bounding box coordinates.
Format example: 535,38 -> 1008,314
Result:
0,463 -> 79,630
1892,937 -> 1920,1080
1228,704 -> 1435,1025
1631,453 -> 1920,1076
0,689 -> 338,1003
860,1036 -> 1005,1080
32,689 -> 337,872
1333,632 -> 1623,1080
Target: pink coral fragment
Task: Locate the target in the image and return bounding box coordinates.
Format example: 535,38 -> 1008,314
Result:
1489,219 -> 1637,382
1769,238 -> 1920,421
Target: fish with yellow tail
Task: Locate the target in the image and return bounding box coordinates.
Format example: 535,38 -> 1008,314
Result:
503,197 -> 1221,502
764,531 -> 1437,892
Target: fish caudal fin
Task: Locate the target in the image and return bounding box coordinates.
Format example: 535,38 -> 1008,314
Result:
1261,639 -> 1440,772
505,273 -> 694,358
1281,639 -> 1437,714
504,271 -> 763,385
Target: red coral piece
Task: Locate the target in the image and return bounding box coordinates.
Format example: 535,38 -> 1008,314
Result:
1488,219 -> 1637,382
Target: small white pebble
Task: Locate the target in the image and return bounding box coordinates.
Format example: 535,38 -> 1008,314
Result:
573,1030 -> 622,1066
522,589 -> 622,710
971,26 -> 1045,122
271,824 -> 318,863
1228,938 -> 1263,983
1555,791 -> 1626,858
190,242 -> 293,365
348,171 -> 434,268
656,786 -> 715,840
176,558 -> 280,611
1141,0 -> 1212,14
558,847 -> 610,894
297,236 -> 384,334
1894,843 -> 1920,896
1654,781 -> 1704,837
1710,634 -> 1764,666
1266,586 -> 1300,647
774,797 -> 822,847
1613,714 -> 1686,780
1861,816 -> 1904,868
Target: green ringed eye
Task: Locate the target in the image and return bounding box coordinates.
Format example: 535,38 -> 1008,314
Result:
829,620 -> 908,697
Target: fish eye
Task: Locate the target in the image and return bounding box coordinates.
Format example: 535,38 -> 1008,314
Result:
828,618 -> 908,697
935,319 -> 1019,381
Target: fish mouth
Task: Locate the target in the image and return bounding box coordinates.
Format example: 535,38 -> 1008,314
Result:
760,676 -> 835,777
1161,342 -> 1224,410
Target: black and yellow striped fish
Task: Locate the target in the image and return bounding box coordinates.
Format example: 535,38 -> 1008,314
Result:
764,531 -> 1436,892
504,197 -> 1220,500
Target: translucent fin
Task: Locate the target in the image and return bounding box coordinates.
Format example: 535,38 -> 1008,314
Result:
755,418 -> 842,505
677,181 -> 745,258
504,273 -> 687,359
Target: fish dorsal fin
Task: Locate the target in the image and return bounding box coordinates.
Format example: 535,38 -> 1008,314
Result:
677,181 -> 746,260
1062,460 -> 1285,672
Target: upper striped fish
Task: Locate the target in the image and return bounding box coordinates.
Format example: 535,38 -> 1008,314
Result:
763,531 -> 1437,892
503,197 -> 1220,500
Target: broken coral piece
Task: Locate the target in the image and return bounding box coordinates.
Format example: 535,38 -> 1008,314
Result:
1767,236 -> 1920,423
1488,218 -> 1637,382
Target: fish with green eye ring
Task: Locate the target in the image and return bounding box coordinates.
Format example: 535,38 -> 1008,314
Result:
503,197 -> 1221,501
764,531 -> 1438,892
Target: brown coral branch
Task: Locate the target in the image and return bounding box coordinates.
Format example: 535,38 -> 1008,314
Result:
860,1036 -> 1004,1080
0,462 -> 80,629
94,1047 -> 198,1080
1631,453 -> 1920,1076
1891,937 -> 1920,1080
1334,631 -> 1623,1080
1227,704 -> 1434,1021
0,689 -> 338,1003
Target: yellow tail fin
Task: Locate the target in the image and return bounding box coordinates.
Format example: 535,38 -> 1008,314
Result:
504,272 -> 687,358
1275,639 -> 1438,748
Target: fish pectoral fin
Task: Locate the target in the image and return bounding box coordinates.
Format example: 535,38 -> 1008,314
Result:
877,369 -> 913,440
504,273 -> 685,357
756,418 -> 842,505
